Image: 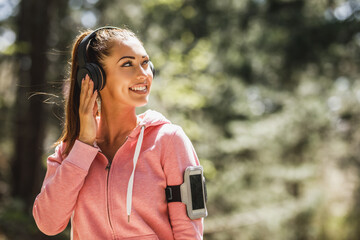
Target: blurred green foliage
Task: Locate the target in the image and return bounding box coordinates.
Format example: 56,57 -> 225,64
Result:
1,0 -> 360,239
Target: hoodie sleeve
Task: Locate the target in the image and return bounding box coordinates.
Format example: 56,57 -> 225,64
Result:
33,140 -> 99,236
162,125 -> 204,240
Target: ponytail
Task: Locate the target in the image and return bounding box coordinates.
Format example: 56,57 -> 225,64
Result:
54,31 -> 91,156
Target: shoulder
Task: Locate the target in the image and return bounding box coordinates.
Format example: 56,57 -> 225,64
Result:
154,124 -> 195,153
156,123 -> 188,141
158,123 -> 182,134
160,124 -> 199,169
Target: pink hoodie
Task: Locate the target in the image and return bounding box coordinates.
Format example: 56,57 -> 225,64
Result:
33,110 -> 203,239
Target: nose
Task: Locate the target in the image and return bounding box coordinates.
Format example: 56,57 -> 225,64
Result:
136,64 -> 148,80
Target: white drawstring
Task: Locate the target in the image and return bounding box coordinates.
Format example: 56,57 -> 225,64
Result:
126,125 -> 145,222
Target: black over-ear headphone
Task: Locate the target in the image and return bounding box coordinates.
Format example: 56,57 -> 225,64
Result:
76,26 -> 155,92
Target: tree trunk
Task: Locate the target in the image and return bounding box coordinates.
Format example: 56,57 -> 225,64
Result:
12,0 -> 55,210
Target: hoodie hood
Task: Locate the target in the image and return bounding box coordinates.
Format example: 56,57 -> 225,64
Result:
126,109 -> 170,222
138,109 -> 171,126
128,110 -> 171,139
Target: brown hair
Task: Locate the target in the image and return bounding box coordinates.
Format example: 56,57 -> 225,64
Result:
55,27 -> 139,156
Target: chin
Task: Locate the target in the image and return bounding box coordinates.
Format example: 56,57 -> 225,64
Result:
134,98 -> 149,107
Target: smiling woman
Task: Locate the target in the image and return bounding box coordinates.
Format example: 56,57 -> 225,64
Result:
32,26 -> 204,240
100,37 -> 153,109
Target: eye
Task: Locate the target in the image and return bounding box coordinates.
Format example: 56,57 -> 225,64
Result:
142,60 -> 149,65
122,61 -> 132,67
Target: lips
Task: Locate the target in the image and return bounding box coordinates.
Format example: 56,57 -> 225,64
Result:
129,84 -> 148,94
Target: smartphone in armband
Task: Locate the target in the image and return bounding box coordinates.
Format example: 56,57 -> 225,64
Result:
165,166 -> 208,220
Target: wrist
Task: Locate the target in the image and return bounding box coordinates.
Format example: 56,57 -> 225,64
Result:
78,136 -> 94,146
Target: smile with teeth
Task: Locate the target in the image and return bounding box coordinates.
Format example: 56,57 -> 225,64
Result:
130,85 -> 147,92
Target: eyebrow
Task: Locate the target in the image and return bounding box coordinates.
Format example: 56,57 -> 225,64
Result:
118,55 -> 148,63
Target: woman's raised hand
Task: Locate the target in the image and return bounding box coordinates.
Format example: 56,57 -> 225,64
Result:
78,74 -> 98,145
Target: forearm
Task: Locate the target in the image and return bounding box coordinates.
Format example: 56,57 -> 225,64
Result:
33,140 -> 98,235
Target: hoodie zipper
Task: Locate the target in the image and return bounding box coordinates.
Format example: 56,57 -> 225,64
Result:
105,161 -> 114,237
103,135 -> 130,238
100,125 -> 143,236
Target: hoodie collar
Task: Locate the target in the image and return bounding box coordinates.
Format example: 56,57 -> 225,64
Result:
128,110 -> 171,139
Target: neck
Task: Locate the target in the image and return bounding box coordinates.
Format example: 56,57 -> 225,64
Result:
97,102 -> 138,145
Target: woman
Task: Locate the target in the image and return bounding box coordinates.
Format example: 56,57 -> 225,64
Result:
33,27 -> 204,239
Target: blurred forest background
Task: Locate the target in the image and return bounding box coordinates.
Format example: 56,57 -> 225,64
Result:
0,0 -> 360,239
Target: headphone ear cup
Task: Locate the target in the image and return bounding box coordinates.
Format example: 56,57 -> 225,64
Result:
77,67 -> 89,88
76,63 -> 106,92
87,63 -> 103,91
149,61 -> 155,78
96,64 -> 106,91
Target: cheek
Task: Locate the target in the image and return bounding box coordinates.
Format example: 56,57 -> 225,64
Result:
105,71 -> 131,89
102,80 -> 127,99
146,71 -> 153,85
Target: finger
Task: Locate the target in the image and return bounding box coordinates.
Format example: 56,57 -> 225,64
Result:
92,92 -> 98,117
82,75 -> 92,105
83,74 -> 90,92
80,75 -> 89,108
89,90 -> 97,110
79,78 -> 86,106
88,78 -> 94,95
83,80 -> 94,110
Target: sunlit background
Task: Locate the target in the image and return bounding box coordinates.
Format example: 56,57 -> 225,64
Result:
1,0 -> 360,239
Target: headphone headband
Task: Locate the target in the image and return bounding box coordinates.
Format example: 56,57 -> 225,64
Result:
77,26 -> 120,68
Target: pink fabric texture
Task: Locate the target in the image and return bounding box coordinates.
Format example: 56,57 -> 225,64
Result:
33,110 -> 203,239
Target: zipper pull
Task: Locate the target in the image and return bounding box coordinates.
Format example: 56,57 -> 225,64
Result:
105,162 -> 111,170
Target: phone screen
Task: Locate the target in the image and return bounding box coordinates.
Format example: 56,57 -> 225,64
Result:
190,174 -> 205,210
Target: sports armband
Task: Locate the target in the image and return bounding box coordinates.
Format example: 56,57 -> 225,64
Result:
165,166 -> 208,219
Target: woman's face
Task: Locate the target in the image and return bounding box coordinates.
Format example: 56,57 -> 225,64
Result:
100,37 -> 153,108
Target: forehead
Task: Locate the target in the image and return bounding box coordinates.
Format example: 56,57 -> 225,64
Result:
110,37 -> 147,57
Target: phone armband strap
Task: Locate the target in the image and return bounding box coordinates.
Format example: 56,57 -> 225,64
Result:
165,185 -> 182,202
165,183 -> 208,203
